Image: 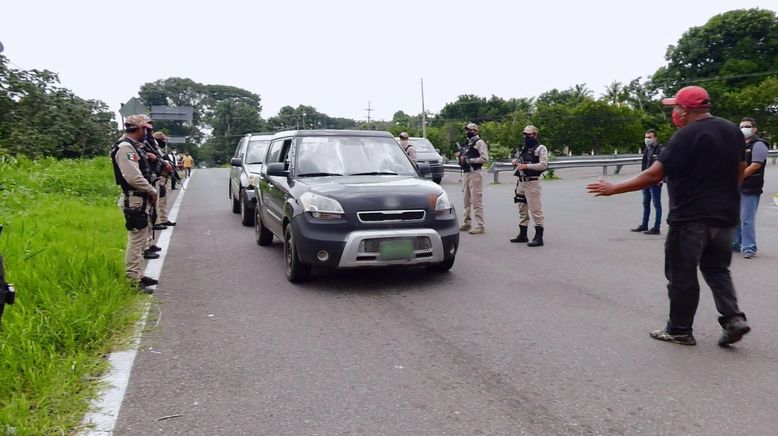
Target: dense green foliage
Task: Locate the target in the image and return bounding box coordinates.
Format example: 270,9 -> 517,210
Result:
0,157 -> 144,434
0,55 -> 118,159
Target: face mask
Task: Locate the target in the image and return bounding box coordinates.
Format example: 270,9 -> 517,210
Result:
466,131 -> 476,139
671,109 -> 687,128
524,136 -> 538,147
400,139 -> 409,147
644,138 -> 655,146
740,128 -> 753,138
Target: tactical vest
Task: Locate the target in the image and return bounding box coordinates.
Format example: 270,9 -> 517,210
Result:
460,137 -> 483,173
110,138 -> 153,193
520,143 -> 543,178
742,137 -> 767,195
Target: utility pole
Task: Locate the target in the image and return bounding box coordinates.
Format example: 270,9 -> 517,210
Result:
421,78 -> 427,138
365,101 -> 373,129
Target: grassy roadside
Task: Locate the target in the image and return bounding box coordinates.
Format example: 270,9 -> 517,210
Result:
0,156 -> 146,434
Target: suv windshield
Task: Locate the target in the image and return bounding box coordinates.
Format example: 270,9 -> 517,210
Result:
297,136 -> 417,177
246,139 -> 270,164
410,138 -> 436,152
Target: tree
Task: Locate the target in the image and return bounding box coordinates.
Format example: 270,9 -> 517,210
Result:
652,8 -> 778,120
0,55 -> 117,158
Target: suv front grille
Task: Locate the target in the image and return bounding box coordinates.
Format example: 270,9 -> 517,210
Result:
357,210 -> 426,223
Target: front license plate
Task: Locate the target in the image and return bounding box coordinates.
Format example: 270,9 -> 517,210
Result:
379,239 -> 414,260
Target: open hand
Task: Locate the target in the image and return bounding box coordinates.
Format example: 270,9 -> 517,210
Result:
586,179 -> 616,197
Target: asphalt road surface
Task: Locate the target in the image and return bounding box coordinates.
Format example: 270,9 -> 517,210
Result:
114,166 -> 778,435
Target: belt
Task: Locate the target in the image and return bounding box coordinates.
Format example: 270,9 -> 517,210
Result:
517,177 -> 538,182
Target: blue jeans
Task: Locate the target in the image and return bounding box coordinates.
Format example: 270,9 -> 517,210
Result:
641,185 -> 662,230
733,194 -> 760,253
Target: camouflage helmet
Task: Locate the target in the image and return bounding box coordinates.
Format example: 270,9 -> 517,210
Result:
124,114 -> 152,129
465,122 -> 479,132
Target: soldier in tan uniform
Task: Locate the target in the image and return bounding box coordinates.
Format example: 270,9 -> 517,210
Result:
110,115 -> 159,293
511,125 -> 548,247
152,131 -> 176,227
456,122 -> 489,234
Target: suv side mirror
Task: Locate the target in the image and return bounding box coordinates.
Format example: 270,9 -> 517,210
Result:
266,162 -> 289,177
230,158 -> 242,167
417,161 -> 431,176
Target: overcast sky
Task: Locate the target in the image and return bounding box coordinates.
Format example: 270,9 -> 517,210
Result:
2,1 -> 775,122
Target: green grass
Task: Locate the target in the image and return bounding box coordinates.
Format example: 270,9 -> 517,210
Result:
0,156 -> 147,434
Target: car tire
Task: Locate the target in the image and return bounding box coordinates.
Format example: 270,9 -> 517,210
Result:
433,176 -> 442,184
284,225 -> 311,283
427,257 -> 455,273
231,187 -> 240,214
255,207 -> 273,246
240,190 -> 254,226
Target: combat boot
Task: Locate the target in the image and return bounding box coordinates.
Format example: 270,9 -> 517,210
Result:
527,226 -> 544,247
510,225 -> 529,243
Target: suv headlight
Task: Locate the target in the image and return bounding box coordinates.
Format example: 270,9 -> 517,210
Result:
300,192 -> 345,219
247,173 -> 260,188
434,191 -> 452,212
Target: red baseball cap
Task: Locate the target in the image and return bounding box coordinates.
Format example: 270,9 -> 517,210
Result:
661,86 -> 711,108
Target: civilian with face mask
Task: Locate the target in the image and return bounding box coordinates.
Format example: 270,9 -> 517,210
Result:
630,129 -> 664,235
510,125 -> 548,246
733,117 -> 769,259
398,132 -> 417,161
587,85 -> 750,348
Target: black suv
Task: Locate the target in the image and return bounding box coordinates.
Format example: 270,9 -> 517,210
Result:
254,130 -> 459,282
229,133 -> 273,226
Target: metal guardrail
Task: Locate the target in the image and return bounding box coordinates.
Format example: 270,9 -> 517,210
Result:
444,149 -> 778,184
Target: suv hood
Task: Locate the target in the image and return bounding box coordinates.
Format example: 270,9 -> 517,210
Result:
300,176 -> 444,211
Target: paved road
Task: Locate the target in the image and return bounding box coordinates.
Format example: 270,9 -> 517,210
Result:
115,166 -> 778,435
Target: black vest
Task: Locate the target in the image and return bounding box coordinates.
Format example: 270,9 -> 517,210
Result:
519,143 -> 543,178
641,143 -> 662,171
742,137 -> 767,195
460,137 -> 483,173
110,138 -> 153,193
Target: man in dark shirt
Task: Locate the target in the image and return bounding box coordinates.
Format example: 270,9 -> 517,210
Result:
630,129 -> 663,234
587,85 -> 750,347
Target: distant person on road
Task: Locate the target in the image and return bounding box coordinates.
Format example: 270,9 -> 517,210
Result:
110,115 -> 159,294
182,153 -> 194,178
732,117 -> 768,259
510,125 -> 548,247
455,122 -> 489,235
167,147 -> 180,190
630,129 -> 664,235
398,131 -> 417,161
587,85 -> 750,347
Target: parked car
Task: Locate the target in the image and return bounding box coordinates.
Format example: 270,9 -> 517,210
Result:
395,136 -> 444,184
229,133 -> 274,226
254,130 -> 459,282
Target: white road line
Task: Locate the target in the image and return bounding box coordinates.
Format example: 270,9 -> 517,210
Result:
79,176 -> 191,435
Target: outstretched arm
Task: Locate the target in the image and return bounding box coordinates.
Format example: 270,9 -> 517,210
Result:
586,161 -> 665,197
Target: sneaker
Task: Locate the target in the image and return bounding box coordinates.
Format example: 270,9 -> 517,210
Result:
161,221 -> 176,226
732,245 -> 741,252
631,225 -> 648,232
140,276 -> 159,286
147,245 -> 162,253
459,224 -> 472,232
143,251 -> 160,260
468,226 -> 485,235
152,224 -> 167,231
718,317 -> 750,346
643,228 -> 661,235
743,251 -> 756,259
649,329 -> 696,346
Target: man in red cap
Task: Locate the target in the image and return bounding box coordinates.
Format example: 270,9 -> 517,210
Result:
586,85 -> 750,347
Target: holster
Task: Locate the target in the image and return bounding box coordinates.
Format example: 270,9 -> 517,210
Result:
124,207 -> 149,231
